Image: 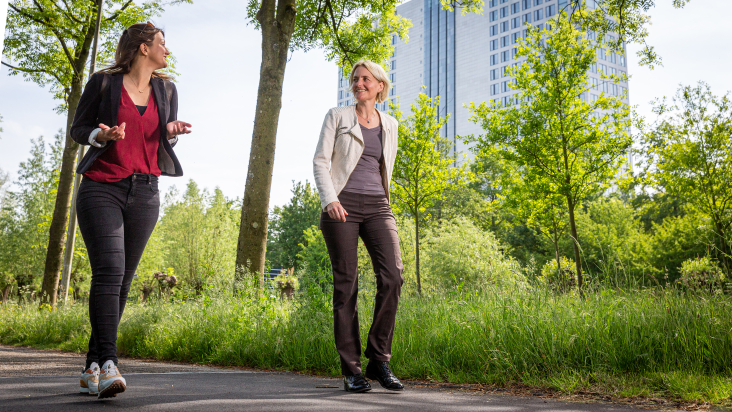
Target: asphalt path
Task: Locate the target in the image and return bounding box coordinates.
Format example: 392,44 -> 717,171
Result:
0,345 -> 678,411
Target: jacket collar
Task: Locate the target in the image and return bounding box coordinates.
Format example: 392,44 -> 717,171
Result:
346,104 -> 392,143
151,76 -> 167,133
109,74 -> 166,132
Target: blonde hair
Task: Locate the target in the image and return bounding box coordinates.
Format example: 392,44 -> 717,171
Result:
348,60 -> 391,103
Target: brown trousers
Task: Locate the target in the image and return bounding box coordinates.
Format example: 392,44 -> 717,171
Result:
320,191 -> 404,376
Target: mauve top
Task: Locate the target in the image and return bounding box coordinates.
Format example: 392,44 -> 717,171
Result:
342,124 -> 385,196
84,88 -> 162,182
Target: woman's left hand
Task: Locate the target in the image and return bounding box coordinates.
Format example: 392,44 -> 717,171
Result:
166,120 -> 192,139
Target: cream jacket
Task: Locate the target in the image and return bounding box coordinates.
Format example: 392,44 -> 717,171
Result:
313,105 -> 399,210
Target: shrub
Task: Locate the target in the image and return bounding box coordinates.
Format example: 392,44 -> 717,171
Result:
423,217 -> 526,291
538,256 -> 576,292
296,225 -> 332,294
676,256 -> 726,294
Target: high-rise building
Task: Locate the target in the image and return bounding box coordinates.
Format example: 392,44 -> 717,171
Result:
336,0 -> 630,160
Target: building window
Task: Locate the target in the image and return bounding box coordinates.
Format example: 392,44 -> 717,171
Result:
512,47 -> 518,58
602,81 -> 608,94
489,0 -> 497,6
501,35 -> 509,47
490,10 -> 498,21
501,21 -> 509,32
491,69 -> 499,80
534,0 -> 543,5
609,53 -> 617,64
511,2 -> 520,14
491,24 -> 499,36
490,39 -> 499,50
390,86 -> 396,96
591,77 -> 599,90
536,23 -> 544,31
390,73 -> 396,83
545,4 -> 555,17
522,0 -> 531,10
491,83 -> 499,96
339,90 -> 343,99
598,48 -> 606,60
590,63 -> 597,73
587,30 -> 595,40
612,84 -> 618,96
620,55 -> 626,66
501,50 -> 510,62
534,8 -> 543,20
502,81 -> 509,93
502,65 -> 510,77
391,35 -> 396,45
512,17 -> 521,28
522,12 -> 532,24
391,60 -> 396,70
500,6 -> 509,17
558,0 -> 568,10
491,53 -> 499,65
512,32 -> 521,44
599,63 -> 607,74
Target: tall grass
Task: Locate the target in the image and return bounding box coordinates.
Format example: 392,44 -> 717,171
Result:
1,288 -> 731,403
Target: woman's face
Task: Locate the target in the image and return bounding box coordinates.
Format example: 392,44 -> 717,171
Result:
351,66 -> 384,103
143,32 -> 169,70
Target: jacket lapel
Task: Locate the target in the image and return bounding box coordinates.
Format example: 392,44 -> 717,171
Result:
110,74 -> 124,126
345,106 -> 364,144
151,77 -> 167,136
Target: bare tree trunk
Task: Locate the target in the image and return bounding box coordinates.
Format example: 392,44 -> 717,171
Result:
39,18 -> 98,307
566,196 -> 583,288
40,76 -> 83,306
415,209 -> 421,295
235,0 -> 297,293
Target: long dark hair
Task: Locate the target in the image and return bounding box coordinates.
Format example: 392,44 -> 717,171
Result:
100,22 -> 171,80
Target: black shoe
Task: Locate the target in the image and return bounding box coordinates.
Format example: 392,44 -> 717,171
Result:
343,374 -> 372,393
364,361 -> 404,391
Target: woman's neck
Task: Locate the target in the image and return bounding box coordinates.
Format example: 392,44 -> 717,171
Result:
355,100 -> 376,116
127,62 -> 154,90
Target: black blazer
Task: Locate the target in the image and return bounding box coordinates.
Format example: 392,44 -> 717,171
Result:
70,72 -> 183,177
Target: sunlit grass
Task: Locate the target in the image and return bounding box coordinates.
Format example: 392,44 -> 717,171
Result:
1,287 -> 731,405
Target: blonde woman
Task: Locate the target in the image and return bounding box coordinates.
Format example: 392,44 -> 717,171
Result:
313,60 -> 404,393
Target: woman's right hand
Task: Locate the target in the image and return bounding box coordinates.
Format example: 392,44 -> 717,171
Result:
326,201 -> 348,222
96,122 -> 126,142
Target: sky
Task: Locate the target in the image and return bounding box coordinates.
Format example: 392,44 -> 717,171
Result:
1,0 -> 731,208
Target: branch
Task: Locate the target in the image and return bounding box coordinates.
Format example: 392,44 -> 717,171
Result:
325,0 -> 355,67
31,0 -> 78,73
105,0 -> 133,22
1,61 -> 64,85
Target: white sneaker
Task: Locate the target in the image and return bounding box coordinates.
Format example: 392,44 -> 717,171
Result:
97,360 -> 126,399
79,362 -> 100,395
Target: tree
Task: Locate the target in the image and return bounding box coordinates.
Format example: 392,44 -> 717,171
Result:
235,0 -> 411,291
2,0 -> 192,306
0,134 -> 63,301
390,93 -> 466,294
641,82 -> 732,274
467,13 -> 633,287
266,181 -> 321,270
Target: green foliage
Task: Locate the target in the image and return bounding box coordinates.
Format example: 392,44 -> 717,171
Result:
141,181 -> 240,298
676,256 -> 726,294
422,217 -> 526,291
3,0 -> 191,111
296,225 -> 332,295
538,256 -> 577,292
569,197 -> 653,285
0,134 -> 64,300
266,181 -> 321,270
647,212 -> 708,281
641,82 -> 732,274
246,0 -> 410,75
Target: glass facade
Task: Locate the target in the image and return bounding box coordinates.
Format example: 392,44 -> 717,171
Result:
424,0 -> 457,161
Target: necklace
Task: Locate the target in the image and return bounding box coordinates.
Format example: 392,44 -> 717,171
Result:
126,76 -> 148,93
356,107 -> 376,124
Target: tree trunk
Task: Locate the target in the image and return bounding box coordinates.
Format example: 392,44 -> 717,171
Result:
566,196 -> 583,288
415,209 -> 421,295
39,76 -> 84,306
39,17 -> 97,307
235,0 -> 297,293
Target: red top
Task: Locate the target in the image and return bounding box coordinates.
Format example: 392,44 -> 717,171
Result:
84,87 -> 162,182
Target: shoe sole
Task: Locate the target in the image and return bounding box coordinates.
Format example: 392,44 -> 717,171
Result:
98,381 -> 126,399
344,386 -> 372,393
364,373 -> 404,391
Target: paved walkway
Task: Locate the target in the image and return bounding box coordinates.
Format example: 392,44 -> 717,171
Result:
0,345 -> 678,411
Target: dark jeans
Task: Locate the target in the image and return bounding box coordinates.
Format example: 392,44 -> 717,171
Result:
76,174 -> 160,368
320,191 -> 404,376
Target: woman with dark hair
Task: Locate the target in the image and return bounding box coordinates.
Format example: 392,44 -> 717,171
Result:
313,60 -> 404,393
70,22 -> 191,399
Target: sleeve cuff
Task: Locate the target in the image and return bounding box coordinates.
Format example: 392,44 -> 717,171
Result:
88,128 -> 106,148
167,136 -> 178,146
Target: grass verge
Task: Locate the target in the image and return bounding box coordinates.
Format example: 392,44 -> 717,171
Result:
1,288 -> 731,406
